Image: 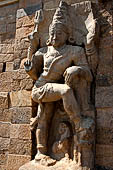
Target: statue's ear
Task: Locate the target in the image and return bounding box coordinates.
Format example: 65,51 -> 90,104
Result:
68,36 -> 75,44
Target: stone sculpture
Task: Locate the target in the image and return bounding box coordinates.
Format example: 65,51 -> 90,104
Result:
21,1 -> 99,170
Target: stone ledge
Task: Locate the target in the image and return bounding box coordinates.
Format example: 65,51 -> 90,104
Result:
0,0 -> 18,7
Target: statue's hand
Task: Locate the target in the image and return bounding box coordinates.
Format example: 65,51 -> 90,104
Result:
63,66 -> 81,85
24,59 -> 32,72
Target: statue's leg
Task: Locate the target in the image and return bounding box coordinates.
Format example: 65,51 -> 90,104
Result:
32,83 -> 81,123
35,102 -> 54,160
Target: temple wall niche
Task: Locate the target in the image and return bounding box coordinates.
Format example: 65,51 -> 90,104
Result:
0,0 -> 112,170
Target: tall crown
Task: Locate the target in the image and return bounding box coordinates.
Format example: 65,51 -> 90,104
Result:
49,1 -> 71,35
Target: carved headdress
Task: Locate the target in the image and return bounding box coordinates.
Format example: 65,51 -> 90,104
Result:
47,1 -> 74,45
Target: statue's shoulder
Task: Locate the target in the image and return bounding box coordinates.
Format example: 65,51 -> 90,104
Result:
35,47 -> 47,56
67,45 -> 84,55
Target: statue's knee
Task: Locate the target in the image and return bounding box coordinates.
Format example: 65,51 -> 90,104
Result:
31,90 -> 38,102
62,85 -> 73,96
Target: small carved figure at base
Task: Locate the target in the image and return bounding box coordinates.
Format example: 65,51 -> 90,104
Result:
52,122 -> 71,161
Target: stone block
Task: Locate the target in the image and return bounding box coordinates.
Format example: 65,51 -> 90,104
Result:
0,32 -> 15,44
7,23 -> 16,33
0,69 -> 28,82
0,138 -> 10,151
11,79 -> 21,91
96,144 -> 113,168
10,124 -> 31,139
96,108 -> 113,128
9,139 -> 32,155
10,90 -> 32,107
10,107 -> 32,124
7,154 -> 31,170
95,86 -> 113,108
0,63 -> 3,73
0,54 -> 14,63
16,14 -> 34,28
15,39 -> 30,51
0,81 -> 13,92
12,69 -> 29,80
0,122 -> 11,138
0,165 -> 7,170
0,44 -> 14,54
0,71 -> 12,82
0,92 -> 9,109
6,62 -> 14,71
0,24 -> 7,34
20,79 -> 33,90
96,127 -> 113,145
15,27 -> 33,40
7,14 -> 16,24
0,108 -> 11,122
0,153 -> 7,165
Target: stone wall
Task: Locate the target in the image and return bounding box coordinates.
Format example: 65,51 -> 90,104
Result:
0,0 -> 112,169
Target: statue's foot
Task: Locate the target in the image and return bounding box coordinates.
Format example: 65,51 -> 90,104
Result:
35,153 -> 56,166
35,153 -> 46,161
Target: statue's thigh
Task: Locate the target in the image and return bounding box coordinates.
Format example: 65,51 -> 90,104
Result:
42,83 -> 69,102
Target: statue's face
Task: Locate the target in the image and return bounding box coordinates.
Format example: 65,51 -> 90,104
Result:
59,123 -> 67,134
49,26 -> 67,48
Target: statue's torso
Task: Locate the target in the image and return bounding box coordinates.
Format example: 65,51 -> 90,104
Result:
35,45 -> 83,87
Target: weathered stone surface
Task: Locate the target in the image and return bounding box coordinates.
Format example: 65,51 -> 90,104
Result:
10,107 -> 32,124
0,71 -> 31,92
20,79 -> 33,90
7,154 -> 31,170
9,139 -> 32,155
10,124 -> 31,139
0,2 -> 18,17
0,92 -> 9,109
6,62 -> 14,71
0,44 -> 14,54
0,165 -> 7,170
7,23 -> 16,33
10,90 -> 32,107
0,153 -> 7,165
96,144 -> 113,168
0,54 -> 14,62
0,138 -> 10,151
0,63 -> 3,73
0,24 -> 7,34
0,109 -> 11,122
0,0 -> 19,7
95,86 -> 113,108
15,27 -> 33,40
97,108 -> 113,128
16,16 -> 34,29
96,127 -> 113,145
0,122 -> 11,138
0,72 -> 12,82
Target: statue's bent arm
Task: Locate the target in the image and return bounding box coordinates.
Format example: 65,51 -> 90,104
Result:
24,47 -> 47,81
72,47 -> 93,82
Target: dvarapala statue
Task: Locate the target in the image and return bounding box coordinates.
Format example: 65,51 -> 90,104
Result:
24,1 -> 98,168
